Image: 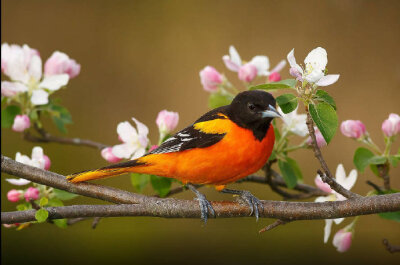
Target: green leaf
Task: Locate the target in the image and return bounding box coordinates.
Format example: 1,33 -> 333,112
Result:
249,79 -> 297,91
369,164 -> 380,177
53,219 -> 68,228
39,197 -> 49,207
378,211 -> 400,222
48,103 -> 72,133
286,157 -> 303,182
47,198 -> 64,207
276,94 -> 298,114
16,203 -> 30,211
208,92 -> 234,109
130,173 -> 150,192
150,175 -> 172,197
278,159 -> 297,189
353,147 -> 374,172
52,116 -> 67,134
368,156 -> 387,165
53,189 -> 78,200
314,90 -> 336,110
1,105 -> 21,128
35,208 -> 49,223
389,156 -> 399,167
308,103 -> 338,144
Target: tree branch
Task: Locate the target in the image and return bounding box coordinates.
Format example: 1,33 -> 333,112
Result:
305,110 -> 361,199
2,193 -> 400,224
382,239 -> 400,254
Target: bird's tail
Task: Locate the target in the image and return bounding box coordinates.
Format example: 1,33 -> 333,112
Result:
66,159 -> 146,183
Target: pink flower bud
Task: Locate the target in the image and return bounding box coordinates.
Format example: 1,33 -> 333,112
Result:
12,115 -> 31,132
307,127 -> 327,148
101,147 -> 122,163
7,189 -> 22,202
44,51 -> 81,79
24,187 -> 40,201
199,66 -> 223,92
289,67 -> 302,80
340,120 -> 366,139
381,113 -> 400,137
314,175 -> 332,193
238,63 -> 257,83
156,110 -> 179,134
43,155 -> 51,170
149,145 -> 159,152
268,72 -> 282,82
333,229 -> 352,253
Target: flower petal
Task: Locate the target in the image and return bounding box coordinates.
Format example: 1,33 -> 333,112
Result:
270,60 -> 287,73
131,148 -> 146,160
222,55 -> 240,72
31,89 -> 49,105
342,169 -> 357,191
112,143 -> 136,159
324,219 -> 333,243
315,196 -> 330,203
39,74 -> 69,91
333,218 -> 344,225
249,56 -> 270,76
1,81 -> 28,97
335,164 -> 346,186
304,47 -> 328,71
132,117 -> 149,138
117,121 -> 137,143
229,45 -> 241,67
5,178 -> 31,185
315,74 -> 340,86
28,55 -> 42,82
286,49 -> 303,74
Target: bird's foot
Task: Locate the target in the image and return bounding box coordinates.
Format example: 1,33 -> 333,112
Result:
187,183 -> 215,223
221,189 -> 263,221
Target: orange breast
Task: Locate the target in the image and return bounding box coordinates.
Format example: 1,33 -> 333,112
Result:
133,121 -> 275,185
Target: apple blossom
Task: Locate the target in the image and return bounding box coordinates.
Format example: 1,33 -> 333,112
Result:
43,155 -> 51,170
44,51 -> 81,78
24,187 -> 40,201
307,127 -> 327,148
101,147 -> 122,163
268,72 -> 281,82
315,164 -> 357,242
7,189 -> 22,202
381,113 -> 400,137
112,117 -> 149,160
238,63 -> 257,83
199,66 -> 223,92
1,43 -> 72,105
12,115 -> 31,132
340,120 -> 366,139
287,47 -> 339,86
156,110 -> 179,135
333,229 -> 353,252
278,107 -> 308,137
222,45 -> 286,78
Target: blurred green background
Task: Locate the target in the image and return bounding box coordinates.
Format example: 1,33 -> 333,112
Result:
2,0 -> 400,264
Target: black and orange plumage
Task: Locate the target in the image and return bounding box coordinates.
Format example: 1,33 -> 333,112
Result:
67,90 -> 281,221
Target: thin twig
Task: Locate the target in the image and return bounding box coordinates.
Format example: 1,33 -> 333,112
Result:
259,219 -> 290,233
2,193 -> 400,224
91,217 -> 101,229
67,218 -> 87,225
382,239 -> 400,254
366,181 -> 383,194
377,163 -> 391,190
305,110 -> 360,199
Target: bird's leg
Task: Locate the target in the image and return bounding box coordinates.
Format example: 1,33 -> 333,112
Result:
220,189 -> 263,221
186,183 -> 215,223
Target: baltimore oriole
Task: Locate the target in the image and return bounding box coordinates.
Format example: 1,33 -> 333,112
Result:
67,90 -> 281,222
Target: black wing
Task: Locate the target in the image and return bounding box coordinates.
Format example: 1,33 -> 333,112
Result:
149,106 -> 229,154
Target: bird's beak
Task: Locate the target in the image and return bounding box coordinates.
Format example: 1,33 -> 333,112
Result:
261,105 -> 282,119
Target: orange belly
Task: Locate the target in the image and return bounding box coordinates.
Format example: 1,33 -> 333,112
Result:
132,123 -> 275,185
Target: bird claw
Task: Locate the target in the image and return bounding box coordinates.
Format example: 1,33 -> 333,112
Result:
194,192 -> 215,223
237,190 -> 263,221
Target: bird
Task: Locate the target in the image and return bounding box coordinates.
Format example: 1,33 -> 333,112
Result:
66,90 -> 281,222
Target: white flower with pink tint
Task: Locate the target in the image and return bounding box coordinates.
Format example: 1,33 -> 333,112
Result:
101,147 -> 122,163
199,66 -> 224,92
112,118 -> 149,160
333,229 -> 353,252
222,45 -> 286,79
156,110 -> 179,135
24,187 -> 40,201
381,113 -> 400,137
278,107 -> 308,137
44,51 -> 81,79
238,63 -> 257,83
12,115 -> 31,132
307,127 -> 327,148
340,120 -> 366,139
315,164 -> 357,243
1,43 -> 75,105
6,146 -> 50,185
287,47 -> 339,86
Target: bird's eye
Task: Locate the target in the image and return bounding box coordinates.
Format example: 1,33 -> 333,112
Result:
248,103 -> 256,111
